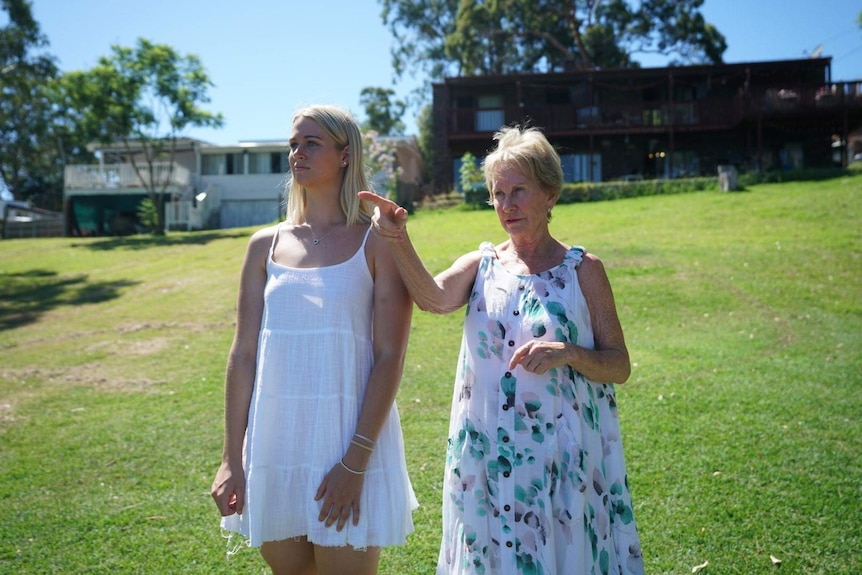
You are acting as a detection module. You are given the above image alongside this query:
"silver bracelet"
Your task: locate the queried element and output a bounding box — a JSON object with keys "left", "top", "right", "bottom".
{"left": 353, "top": 433, "right": 376, "bottom": 446}
{"left": 351, "top": 439, "right": 374, "bottom": 452}
{"left": 340, "top": 458, "right": 365, "bottom": 475}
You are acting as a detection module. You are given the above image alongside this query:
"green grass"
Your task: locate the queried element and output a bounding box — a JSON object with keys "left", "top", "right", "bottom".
{"left": 1, "top": 176, "right": 860, "bottom": 574}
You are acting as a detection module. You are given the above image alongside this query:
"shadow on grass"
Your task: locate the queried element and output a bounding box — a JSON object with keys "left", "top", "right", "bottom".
{"left": 0, "top": 269, "right": 138, "bottom": 331}
{"left": 71, "top": 231, "right": 251, "bottom": 251}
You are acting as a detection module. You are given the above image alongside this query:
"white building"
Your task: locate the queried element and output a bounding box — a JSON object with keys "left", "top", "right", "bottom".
{"left": 63, "top": 138, "right": 286, "bottom": 235}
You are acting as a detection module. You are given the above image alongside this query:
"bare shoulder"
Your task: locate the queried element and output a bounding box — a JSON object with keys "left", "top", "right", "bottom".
{"left": 250, "top": 223, "right": 279, "bottom": 244}
{"left": 576, "top": 251, "right": 614, "bottom": 294}
{"left": 365, "top": 224, "right": 394, "bottom": 259}
{"left": 453, "top": 249, "right": 484, "bottom": 269}
{"left": 578, "top": 251, "right": 606, "bottom": 274}
{"left": 243, "top": 224, "right": 279, "bottom": 263}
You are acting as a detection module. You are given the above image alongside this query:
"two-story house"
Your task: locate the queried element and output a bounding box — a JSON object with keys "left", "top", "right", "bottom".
{"left": 63, "top": 136, "right": 424, "bottom": 237}
{"left": 431, "top": 57, "right": 862, "bottom": 193}
{"left": 63, "top": 138, "right": 287, "bottom": 236}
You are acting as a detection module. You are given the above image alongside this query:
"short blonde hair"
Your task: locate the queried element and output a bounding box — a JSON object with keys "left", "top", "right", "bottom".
{"left": 483, "top": 125, "right": 563, "bottom": 205}
{"left": 284, "top": 105, "right": 373, "bottom": 225}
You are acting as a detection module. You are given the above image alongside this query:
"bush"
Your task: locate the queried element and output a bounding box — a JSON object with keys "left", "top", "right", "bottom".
{"left": 557, "top": 177, "right": 717, "bottom": 205}
{"left": 137, "top": 198, "right": 159, "bottom": 233}
{"left": 454, "top": 167, "right": 859, "bottom": 211}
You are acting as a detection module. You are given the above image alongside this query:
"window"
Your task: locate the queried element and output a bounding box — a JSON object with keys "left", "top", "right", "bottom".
{"left": 248, "top": 152, "right": 271, "bottom": 174}
{"left": 225, "top": 153, "right": 244, "bottom": 175}
{"left": 201, "top": 153, "right": 245, "bottom": 175}
{"left": 671, "top": 150, "right": 700, "bottom": 177}
{"left": 246, "top": 152, "right": 288, "bottom": 174}
{"left": 201, "top": 154, "right": 225, "bottom": 175}
{"left": 560, "top": 154, "right": 602, "bottom": 183}
{"left": 271, "top": 152, "right": 288, "bottom": 174}
{"left": 476, "top": 95, "right": 504, "bottom": 132}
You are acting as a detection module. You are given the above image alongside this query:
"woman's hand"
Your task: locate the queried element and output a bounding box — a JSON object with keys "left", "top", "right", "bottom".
{"left": 358, "top": 191, "right": 409, "bottom": 242}
{"left": 211, "top": 462, "right": 246, "bottom": 516}
{"left": 315, "top": 460, "right": 366, "bottom": 531}
{"left": 509, "top": 341, "right": 573, "bottom": 375}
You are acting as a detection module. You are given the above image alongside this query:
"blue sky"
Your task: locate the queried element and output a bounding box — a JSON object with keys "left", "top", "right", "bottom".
{"left": 21, "top": 0, "right": 862, "bottom": 145}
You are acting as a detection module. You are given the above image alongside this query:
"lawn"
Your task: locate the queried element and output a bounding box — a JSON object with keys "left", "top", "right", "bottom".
{"left": 0, "top": 176, "right": 860, "bottom": 574}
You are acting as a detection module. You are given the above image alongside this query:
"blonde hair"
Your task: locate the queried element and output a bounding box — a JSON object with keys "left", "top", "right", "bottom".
{"left": 483, "top": 125, "right": 563, "bottom": 206}
{"left": 284, "top": 105, "right": 373, "bottom": 225}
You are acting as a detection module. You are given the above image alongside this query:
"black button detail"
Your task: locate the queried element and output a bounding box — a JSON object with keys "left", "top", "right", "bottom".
{"left": 502, "top": 404, "right": 509, "bottom": 411}
{"left": 502, "top": 436, "right": 510, "bottom": 443}
{"left": 508, "top": 340, "right": 515, "bottom": 347}
{"left": 505, "top": 371, "right": 511, "bottom": 378}
{"left": 503, "top": 471, "right": 510, "bottom": 478}
{"left": 504, "top": 505, "right": 511, "bottom": 511}
{"left": 513, "top": 310, "right": 520, "bottom": 316}
{"left": 506, "top": 541, "right": 513, "bottom": 548}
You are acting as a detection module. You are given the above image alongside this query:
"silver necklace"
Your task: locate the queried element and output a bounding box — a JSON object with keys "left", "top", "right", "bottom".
{"left": 307, "top": 223, "right": 343, "bottom": 245}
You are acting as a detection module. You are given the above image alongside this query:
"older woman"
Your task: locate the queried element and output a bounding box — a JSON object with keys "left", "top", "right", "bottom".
{"left": 361, "top": 124, "right": 644, "bottom": 575}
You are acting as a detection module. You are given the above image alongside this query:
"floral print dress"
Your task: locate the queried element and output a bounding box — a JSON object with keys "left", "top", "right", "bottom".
{"left": 437, "top": 243, "right": 644, "bottom": 575}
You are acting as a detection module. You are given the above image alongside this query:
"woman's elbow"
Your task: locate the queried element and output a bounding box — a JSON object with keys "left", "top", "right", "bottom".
{"left": 614, "top": 353, "right": 632, "bottom": 384}
{"left": 414, "top": 300, "right": 459, "bottom": 315}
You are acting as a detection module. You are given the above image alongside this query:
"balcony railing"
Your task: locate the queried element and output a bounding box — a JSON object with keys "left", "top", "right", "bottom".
{"left": 447, "top": 98, "right": 739, "bottom": 135}
{"left": 64, "top": 162, "right": 191, "bottom": 190}
{"left": 445, "top": 80, "right": 862, "bottom": 136}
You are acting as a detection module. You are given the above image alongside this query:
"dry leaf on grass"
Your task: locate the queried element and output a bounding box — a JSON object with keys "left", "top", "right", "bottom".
{"left": 770, "top": 555, "right": 781, "bottom": 565}
{"left": 692, "top": 560, "right": 709, "bottom": 573}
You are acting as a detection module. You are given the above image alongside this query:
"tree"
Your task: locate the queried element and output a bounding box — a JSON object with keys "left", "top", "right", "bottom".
{"left": 380, "top": 0, "right": 727, "bottom": 80}
{"left": 57, "top": 38, "right": 223, "bottom": 234}
{"left": 360, "top": 86, "right": 406, "bottom": 136}
{"left": 0, "top": 0, "right": 64, "bottom": 207}
{"left": 363, "top": 129, "right": 402, "bottom": 200}
{"left": 415, "top": 103, "right": 435, "bottom": 184}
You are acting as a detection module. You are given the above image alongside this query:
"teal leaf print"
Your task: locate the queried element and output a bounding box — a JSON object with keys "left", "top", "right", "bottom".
{"left": 477, "top": 331, "right": 489, "bottom": 359}
{"left": 600, "top": 548, "right": 610, "bottom": 575}
{"left": 496, "top": 456, "right": 512, "bottom": 476}
{"left": 614, "top": 499, "right": 635, "bottom": 524}
{"left": 532, "top": 322, "right": 547, "bottom": 338}
{"left": 517, "top": 551, "right": 544, "bottom": 575}
{"left": 501, "top": 371, "right": 516, "bottom": 401}
{"left": 524, "top": 296, "right": 543, "bottom": 318}
{"left": 524, "top": 395, "right": 542, "bottom": 417}
{"left": 531, "top": 423, "right": 545, "bottom": 443}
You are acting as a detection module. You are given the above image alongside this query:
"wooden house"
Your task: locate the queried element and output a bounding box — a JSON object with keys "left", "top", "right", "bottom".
{"left": 431, "top": 57, "right": 862, "bottom": 192}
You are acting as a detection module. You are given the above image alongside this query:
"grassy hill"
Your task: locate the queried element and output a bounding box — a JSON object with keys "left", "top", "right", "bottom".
{"left": 1, "top": 176, "right": 859, "bottom": 574}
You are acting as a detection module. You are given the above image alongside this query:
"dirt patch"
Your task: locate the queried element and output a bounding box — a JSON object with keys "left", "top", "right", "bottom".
{"left": 0, "top": 364, "right": 160, "bottom": 427}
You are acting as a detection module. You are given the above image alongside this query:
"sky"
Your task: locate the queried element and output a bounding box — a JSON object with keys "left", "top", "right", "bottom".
{"left": 17, "top": 0, "right": 862, "bottom": 145}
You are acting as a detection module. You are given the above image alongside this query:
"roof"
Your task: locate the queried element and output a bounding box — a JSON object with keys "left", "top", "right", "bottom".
{"left": 435, "top": 57, "right": 836, "bottom": 86}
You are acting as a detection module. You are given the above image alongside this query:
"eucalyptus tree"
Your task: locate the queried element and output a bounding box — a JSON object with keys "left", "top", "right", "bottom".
{"left": 360, "top": 86, "right": 407, "bottom": 136}
{"left": 58, "top": 38, "right": 223, "bottom": 234}
{"left": 380, "top": 0, "right": 727, "bottom": 80}
{"left": 0, "top": 0, "right": 62, "bottom": 206}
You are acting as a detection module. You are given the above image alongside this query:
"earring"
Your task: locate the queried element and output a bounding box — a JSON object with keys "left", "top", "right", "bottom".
{"left": 341, "top": 162, "right": 347, "bottom": 167}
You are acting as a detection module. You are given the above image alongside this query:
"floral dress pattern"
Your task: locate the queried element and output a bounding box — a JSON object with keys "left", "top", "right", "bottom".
{"left": 436, "top": 243, "right": 644, "bottom": 575}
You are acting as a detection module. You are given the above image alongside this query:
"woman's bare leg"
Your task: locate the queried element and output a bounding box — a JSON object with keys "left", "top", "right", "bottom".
{"left": 260, "top": 537, "right": 316, "bottom": 575}
{"left": 315, "top": 544, "right": 380, "bottom": 575}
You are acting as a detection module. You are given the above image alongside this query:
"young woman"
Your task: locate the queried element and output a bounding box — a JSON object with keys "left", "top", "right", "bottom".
{"left": 211, "top": 105, "right": 417, "bottom": 575}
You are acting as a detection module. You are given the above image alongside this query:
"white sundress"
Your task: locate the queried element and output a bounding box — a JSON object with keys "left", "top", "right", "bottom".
{"left": 437, "top": 242, "right": 644, "bottom": 575}
{"left": 222, "top": 224, "right": 418, "bottom": 551}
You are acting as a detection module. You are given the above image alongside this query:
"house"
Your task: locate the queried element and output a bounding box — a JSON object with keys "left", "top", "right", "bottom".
{"left": 63, "top": 139, "right": 288, "bottom": 236}
{"left": 430, "top": 57, "right": 862, "bottom": 193}
{"left": 63, "top": 136, "right": 424, "bottom": 236}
